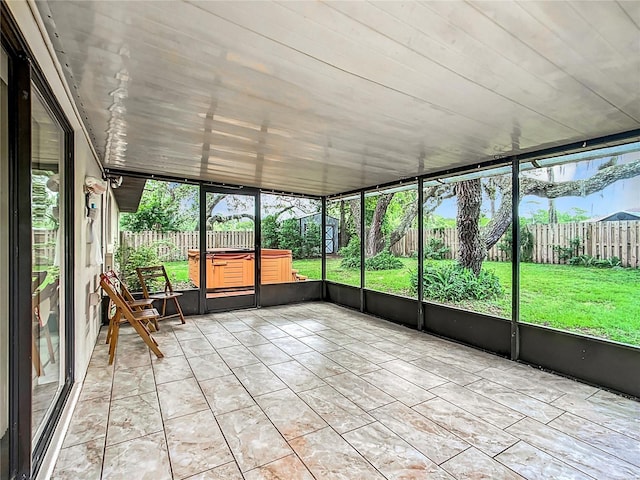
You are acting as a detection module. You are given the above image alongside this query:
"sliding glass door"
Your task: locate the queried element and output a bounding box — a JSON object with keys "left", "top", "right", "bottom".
{"left": 30, "top": 85, "right": 67, "bottom": 445}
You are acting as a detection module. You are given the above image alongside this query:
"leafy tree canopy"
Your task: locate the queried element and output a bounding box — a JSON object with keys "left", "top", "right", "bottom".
{"left": 120, "top": 181, "right": 198, "bottom": 232}
{"left": 522, "top": 207, "right": 589, "bottom": 225}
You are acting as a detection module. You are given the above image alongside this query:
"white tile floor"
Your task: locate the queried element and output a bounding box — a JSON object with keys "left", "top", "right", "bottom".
{"left": 52, "top": 302, "right": 640, "bottom": 479}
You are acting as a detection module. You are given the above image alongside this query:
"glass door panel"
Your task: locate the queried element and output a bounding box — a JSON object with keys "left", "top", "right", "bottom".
{"left": 203, "top": 190, "right": 257, "bottom": 311}
{"left": 31, "top": 86, "right": 65, "bottom": 444}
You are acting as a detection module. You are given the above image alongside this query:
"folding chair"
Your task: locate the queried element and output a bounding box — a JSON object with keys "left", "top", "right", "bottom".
{"left": 32, "top": 270, "right": 48, "bottom": 293}
{"left": 31, "top": 271, "right": 48, "bottom": 376}
{"left": 101, "top": 270, "right": 156, "bottom": 342}
{"left": 100, "top": 272, "right": 163, "bottom": 365}
{"left": 35, "top": 280, "right": 58, "bottom": 363}
{"left": 136, "top": 266, "right": 186, "bottom": 325}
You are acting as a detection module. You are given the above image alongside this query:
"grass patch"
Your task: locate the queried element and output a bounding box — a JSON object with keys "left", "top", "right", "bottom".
{"left": 163, "top": 261, "right": 194, "bottom": 289}
{"left": 298, "top": 257, "right": 417, "bottom": 295}
{"left": 162, "top": 257, "right": 640, "bottom": 346}
{"left": 516, "top": 263, "right": 640, "bottom": 345}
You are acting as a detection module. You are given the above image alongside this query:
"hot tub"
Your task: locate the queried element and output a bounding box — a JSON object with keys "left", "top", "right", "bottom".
{"left": 187, "top": 248, "right": 303, "bottom": 288}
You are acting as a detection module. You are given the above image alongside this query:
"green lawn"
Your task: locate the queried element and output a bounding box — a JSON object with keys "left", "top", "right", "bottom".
{"left": 164, "top": 258, "right": 640, "bottom": 346}
{"left": 164, "top": 261, "right": 192, "bottom": 288}
{"left": 299, "top": 258, "right": 640, "bottom": 346}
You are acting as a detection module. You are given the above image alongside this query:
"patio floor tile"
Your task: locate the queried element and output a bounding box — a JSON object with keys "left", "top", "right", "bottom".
{"left": 52, "top": 302, "right": 639, "bottom": 480}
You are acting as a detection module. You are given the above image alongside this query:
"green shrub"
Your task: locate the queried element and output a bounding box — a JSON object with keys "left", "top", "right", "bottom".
{"left": 568, "top": 254, "right": 593, "bottom": 267}
{"left": 261, "top": 215, "right": 280, "bottom": 249}
{"left": 498, "top": 224, "right": 534, "bottom": 262}
{"left": 596, "top": 256, "right": 622, "bottom": 268}
{"left": 302, "top": 221, "right": 322, "bottom": 258}
{"left": 114, "top": 244, "right": 160, "bottom": 291}
{"left": 424, "top": 237, "right": 451, "bottom": 260}
{"left": 553, "top": 237, "right": 581, "bottom": 262}
{"left": 365, "top": 250, "right": 403, "bottom": 270}
{"left": 278, "top": 218, "right": 303, "bottom": 258}
{"left": 568, "top": 255, "right": 622, "bottom": 268}
{"left": 411, "top": 262, "right": 503, "bottom": 303}
{"left": 339, "top": 238, "right": 403, "bottom": 271}
{"left": 341, "top": 255, "right": 360, "bottom": 269}
{"left": 339, "top": 237, "right": 361, "bottom": 269}
{"left": 154, "top": 239, "right": 183, "bottom": 262}
{"left": 261, "top": 216, "right": 322, "bottom": 259}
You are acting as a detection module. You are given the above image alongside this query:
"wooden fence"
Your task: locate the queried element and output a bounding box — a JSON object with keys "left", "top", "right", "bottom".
{"left": 120, "top": 221, "right": 640, "bottom": 268}
{"left": 120, "top": 230, "right": 254, "bottom": 261}
{"left": 390, "top": 228, "right": 510, "bottom": 262}
{"left": 390, "top": 221, "right": 640, "bottom": 268}
{"left": 33, "top": 229, "right": 57, "bottom": 264}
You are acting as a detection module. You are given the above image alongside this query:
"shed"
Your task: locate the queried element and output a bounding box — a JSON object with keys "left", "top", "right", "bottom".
{"left": 593, "top": 210, "right": 640, "bottom": 222}
{"left": 299, "top": 213, "right": 339, "bottom": 254}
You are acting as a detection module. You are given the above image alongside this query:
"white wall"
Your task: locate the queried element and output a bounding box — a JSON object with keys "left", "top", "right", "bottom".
{"left": 6, "top": 1, "right": 107, "bottom": 477}
{"left": 73, "top": 140, "right": 104, "bottom": 375}
{"left": 104, "top": 188, "right": 121, "bottom": 271}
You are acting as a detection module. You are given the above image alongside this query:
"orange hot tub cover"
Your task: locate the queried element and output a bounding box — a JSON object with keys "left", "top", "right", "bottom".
{"left": 187, "top": 248, "right": 302, "bottom": 289}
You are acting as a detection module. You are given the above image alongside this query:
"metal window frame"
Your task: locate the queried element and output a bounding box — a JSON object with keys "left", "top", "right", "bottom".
{"left": 3, "top": 14, "right": 32, "bottom": 478}
{"left": 200, "top": 185, "right": 261, "bottom": 313}
{"left": 323, "top": 130, "right": 640, "bottom": 398}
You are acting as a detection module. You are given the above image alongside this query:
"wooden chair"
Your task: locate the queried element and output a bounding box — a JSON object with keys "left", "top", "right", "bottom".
{"left": 100, "top": 272, "right": 163, "bottom": 365}
{"left": 31, "top": 271, "right": 48, "bottom": 376}
{"left": 136, "top": 266, "right": 186, "bottom": 325}
{"left": 35, "top": 280, "right": 58, "bottom": 363}
{"left": 32, "top": 270, "right": 48, "bottom": 293}
{"left": 101, "top": 270, "right": 156, "bottom": 342}
{"left": 31, "top": 276, "right": 59, "bottom": 376}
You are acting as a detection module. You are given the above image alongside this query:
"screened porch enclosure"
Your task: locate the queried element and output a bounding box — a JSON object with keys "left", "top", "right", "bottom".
{"left": 4, "top": 1, "right": 640, "bottom": 479}
{"left": 39, "top": 0, "right": 639, "bottom": 423}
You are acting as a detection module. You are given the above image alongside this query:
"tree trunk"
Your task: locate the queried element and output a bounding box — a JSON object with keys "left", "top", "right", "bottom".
{"left": 521, "top": 159, "right": 640, "bottom": 198}
{"left": 348, "top": 186, "right": 454, "bottom": 256}
{"left": 547, "top": 168, "right": 557, "bottom": 223}
{"left": 388, "top": 201, "right": 418, "bottom": 249}
{"left": 339, "top": 200, "right": 349, "bottom": 249}
{"left": 366, "top": 194, "right": 393, "bottom": 256}
{"left": 349, "top": 199, "right": 361, "bottom": 244}
{"left": 457, "top": 179, "right": 484, "bottom": 275}
{"left": 386, "top": 185, "right": 455, "bottom": 250}
{"left": 483, "top": 190, "right": 512, "bottom": 251}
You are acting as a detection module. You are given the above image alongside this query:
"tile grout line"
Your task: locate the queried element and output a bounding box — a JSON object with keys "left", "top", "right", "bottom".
{"left": 554, "top": 407, "right": 640, "bottom": 444}
{"left": 494, "top": 439, "right": 601, "bottom": 480}
{"left": 216, "top": 308, "right": 375, "bottom": 478}
{"left": 99, "top": 335, "right": 130, "bottom": 480}
{"left": 407, "top": 396, "right": 519, "bottom": 456}
{"left": 149, "top": 325, "right": 178, "bottom": 480}
{"left": 173, "top": 316, "right": 243, "bottom": 475}
{"left": 187, "top": 315, "right": 248, "bottom": 477}
{"left": 507, "top": 414, "right": 640, "bottom": 474}
{"left": 423, "top": 382, "right": 526, "bottom": 430}
{"left": 100, "top": 333, "right": 119, "bottom": 478}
